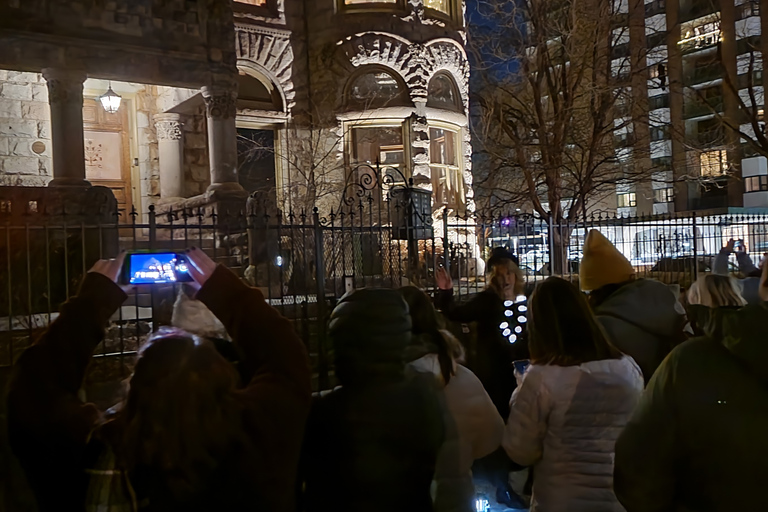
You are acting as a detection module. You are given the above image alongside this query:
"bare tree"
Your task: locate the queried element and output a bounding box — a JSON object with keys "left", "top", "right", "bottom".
{"left": 469, "top": 0, "right": 665, "bottom": 270}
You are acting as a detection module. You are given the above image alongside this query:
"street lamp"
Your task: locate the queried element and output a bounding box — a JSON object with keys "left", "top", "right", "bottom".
{"left": 99, "top": 82, "right": 122, "bottom": 114}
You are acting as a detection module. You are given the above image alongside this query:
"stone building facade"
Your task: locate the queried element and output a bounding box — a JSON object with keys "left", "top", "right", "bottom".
{"left": 0, "top": 0, "right": 473, "bottom": 222}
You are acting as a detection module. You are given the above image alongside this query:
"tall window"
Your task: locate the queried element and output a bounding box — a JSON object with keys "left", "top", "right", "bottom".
{"left": 700, "top": 149, "right": 727, "bottom": 177}
{"left": 430, "top": 127, "right": 465, "bottom": 210}
{"left": 351, "top": 125, "right": 405, "bottom": 170}
{"left": 346, "top": 68, "right": 410, "bottom": 110}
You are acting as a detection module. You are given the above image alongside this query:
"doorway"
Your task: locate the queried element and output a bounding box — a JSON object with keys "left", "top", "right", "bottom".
{"left": 83, "top": 99, "right": 133, "bottom": 222}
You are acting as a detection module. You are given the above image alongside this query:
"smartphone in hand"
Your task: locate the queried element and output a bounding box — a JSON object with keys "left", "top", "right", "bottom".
{"left": 121, "top": 252, "right": 194, "bottom": 285}
{"left": 513, "top": 359, "right": 531, "bottom": 375}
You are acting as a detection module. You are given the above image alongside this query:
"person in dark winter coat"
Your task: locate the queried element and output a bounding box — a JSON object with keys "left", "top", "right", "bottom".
{"left": 300, "top": 288, "right": 445, "bottom": 512}
{"left": 581, "top": 230, "right": 687, "bottom": 383}
{"left": 614, "top": 260, "right": 768, "bottom": 511}
{"left": 434, "top": 247, "right": 529, "bottom": 509}
{"left": 7, "top": 249, "right": 312, "bottom": 512}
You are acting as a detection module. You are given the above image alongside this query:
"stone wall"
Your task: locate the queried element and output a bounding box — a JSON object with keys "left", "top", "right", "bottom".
{"left": 0, "top": 0, "right": 237, "bottom": 89}
{"left": 0, "top": 71, "right": 52, "bottom": 187}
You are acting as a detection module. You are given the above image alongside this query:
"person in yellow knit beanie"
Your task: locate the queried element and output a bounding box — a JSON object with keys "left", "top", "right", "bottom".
{"left": 580, "top": 230, "right": 686, "bottom": 384}
{"left": 580, "top": 230, "right": 636, "bottom": 292}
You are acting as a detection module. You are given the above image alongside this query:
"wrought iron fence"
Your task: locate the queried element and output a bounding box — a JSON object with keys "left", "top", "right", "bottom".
{"left": 2, "top": 194, "right": 767, "bottom": 391}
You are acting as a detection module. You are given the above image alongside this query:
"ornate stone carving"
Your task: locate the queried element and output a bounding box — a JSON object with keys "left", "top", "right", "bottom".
{"left": 202, "top": 87, "right": 238, "bottom": 119}
{"left": 155, "top": 120, "right": 184, "bottom": 140}
{"left": 235, "top": 24, "right": 295, "bottom": 110}
{"left": 335, "top": 33, "right": 470, "bottom": 112}
{"left": 42, "top": 69, "right": 87, "bottom": 105}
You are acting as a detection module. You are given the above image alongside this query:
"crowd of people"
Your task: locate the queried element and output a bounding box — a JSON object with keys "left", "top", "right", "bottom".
{"left": 5, "top": 233, "right": 768, "bottom": 512}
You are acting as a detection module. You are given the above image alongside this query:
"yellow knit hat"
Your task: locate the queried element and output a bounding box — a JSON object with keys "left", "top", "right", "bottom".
{"left": 580, "top": 229, "right": 636, "bottom": 292}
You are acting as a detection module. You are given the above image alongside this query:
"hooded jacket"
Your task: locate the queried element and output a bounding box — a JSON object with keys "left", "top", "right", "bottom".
{"left": 409, "top": 350, "right": 504, "bottom": 512}
{"left": 614, "top": 303, "right": 768, "bottom": 512}
{"left": 592, "top": 279, "right": 686, "bottom": 383}
{"left": 503, "top": 356, "right": 643, "bottom": 512}
{"left": 301, "top": 289, "right": 445, "bottom": 512}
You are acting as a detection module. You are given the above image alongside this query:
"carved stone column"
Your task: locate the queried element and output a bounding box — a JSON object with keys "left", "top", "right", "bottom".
{"left": 155, "top": 113, "right": 185, "bottom": 200}
{"left": 201, "top": 85, "right": 245, "bottom": 194}
{"left": 43, "top": 68, "right": 90, "bottom": 187}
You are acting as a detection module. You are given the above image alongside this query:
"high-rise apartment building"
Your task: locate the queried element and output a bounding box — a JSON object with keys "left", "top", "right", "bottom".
{"left": 616, "top": 0, "right": 766, "bottom": 216}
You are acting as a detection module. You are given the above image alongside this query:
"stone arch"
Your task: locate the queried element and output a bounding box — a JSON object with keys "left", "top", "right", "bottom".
{"left": 235, "top": 27, "right": 295, "bottom": 111}
{"left": 334, "top": 32, "right": 470, "bottom": 110}
{"left": 424, "top": 39, "right": 470, "bottom": 113}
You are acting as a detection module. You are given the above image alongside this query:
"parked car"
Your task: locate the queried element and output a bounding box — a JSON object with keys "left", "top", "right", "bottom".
{"left": 650, "top": 256, "right": 738, "bottom": 274}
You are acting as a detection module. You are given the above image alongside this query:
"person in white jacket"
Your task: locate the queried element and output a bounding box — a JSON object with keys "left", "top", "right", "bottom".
{"left": 401, "top": 286, "right": 505, "bottom": 512}
{"left": 502, "top": 277, "right": 643, "bottom": 512}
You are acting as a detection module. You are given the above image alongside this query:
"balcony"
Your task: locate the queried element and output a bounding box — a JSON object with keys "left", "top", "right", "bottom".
{"left": 689, "top": 181, "right": 729, "bottom": 211}
{"left": 684, "top": 97, "right": 723, "bottom": 118}
{"left": 686, "top": 65, "right": 722, "bottom": 86}
{"left": 697, "top": 128, "right": 724, "bottom": 146}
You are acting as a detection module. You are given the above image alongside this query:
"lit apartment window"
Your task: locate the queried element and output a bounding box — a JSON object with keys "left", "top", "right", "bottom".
{"left": 679, "top": 21, "right": 721, "bottom": 50}
{"left": 745, "top": 176, "right": 768, "bottom": 192}
{"left": 617, "top": 192, "right": 637, "bottom": 208}
{"left": 425, "top": 0, "right": 450, "bottom": 14}
{"left": 700, "top": 149, "right": 728, "bottom": 177}
{"left": 429, "top": 127, "right": 465, "bottom": 210}
{"left": 342, "top": 0, "right": 399, "bottom": 8}
{"left": 654, "top": 188, "right": 674, "bottom": 203}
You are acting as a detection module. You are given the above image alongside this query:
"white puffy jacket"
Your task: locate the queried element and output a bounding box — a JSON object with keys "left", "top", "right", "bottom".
{"left": 502, "top": 356, "right": 643, "bottom": 512}
{"left": 410, "top": 351, "right": 504, "bottom": 512}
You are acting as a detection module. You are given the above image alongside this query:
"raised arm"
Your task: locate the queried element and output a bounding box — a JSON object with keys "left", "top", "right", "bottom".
{"left": 713, "top": 239, "right": 735, "bottom": 276}
{"left": 8, "top": 256, "right": 128, "bottom": 455}
{"left": 434, "top": 268, "right": 491, "bottom": 323}
{"left": 188, "top": 248, "right": 311, "bottom": 404}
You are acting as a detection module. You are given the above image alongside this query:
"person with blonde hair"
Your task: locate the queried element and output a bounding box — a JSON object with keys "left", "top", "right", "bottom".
{"left": 435, "top": 247, "right": 529, "bottom": 509}
{"left": 686, "top": 274, "right": 747, "bottom": 338}
{"left": 687, "top": 274, "right": 747, "bottom": 308}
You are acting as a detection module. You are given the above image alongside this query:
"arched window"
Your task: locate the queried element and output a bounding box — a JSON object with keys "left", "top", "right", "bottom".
{"left": 345, "top": 67, "right": 411, "bottom": 110}
{"left": 427, "top": 73, "right": 462, "bottom": 112}
{"left": 237, "top": 70, "right": 283, "bottom": 111}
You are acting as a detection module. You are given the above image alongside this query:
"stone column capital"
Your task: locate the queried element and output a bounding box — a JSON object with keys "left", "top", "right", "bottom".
{"left": 201, "top": 85, "right": 238, "bottom": 120}
{"left": 154, "top": 113, "right": 185, "bottom": 141}
{"left": 42, "top": 68, "right": 88, "bottom": 104}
